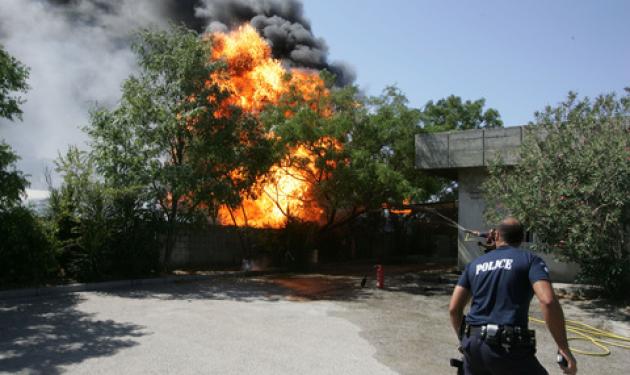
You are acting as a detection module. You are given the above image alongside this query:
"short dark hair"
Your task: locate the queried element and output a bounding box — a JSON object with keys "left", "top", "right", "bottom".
{"left": 498, "top": 219, "right": 524, "bottom": 246}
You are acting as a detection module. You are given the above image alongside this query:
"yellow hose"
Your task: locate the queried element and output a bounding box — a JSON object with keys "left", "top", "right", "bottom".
{"left": 529, "top": 316, "right": 630, "bottom": 356}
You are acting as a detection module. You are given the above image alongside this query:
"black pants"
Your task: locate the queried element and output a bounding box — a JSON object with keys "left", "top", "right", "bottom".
{"left": 460, "top": 334, "right": 548, "bottom": 375}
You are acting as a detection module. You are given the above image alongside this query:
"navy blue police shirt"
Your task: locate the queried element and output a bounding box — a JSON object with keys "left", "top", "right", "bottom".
{"left": 457, "top": 245, "right": 550, "bottom": 327}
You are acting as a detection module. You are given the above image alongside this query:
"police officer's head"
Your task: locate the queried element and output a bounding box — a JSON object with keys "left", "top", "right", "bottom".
{"left": 497, "top": 217, "right": 524, "bottom": 247}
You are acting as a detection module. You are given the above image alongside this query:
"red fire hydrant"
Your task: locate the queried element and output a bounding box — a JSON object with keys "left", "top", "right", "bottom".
{"left": 375, "top": 264, "right": 384, "bottom": 289}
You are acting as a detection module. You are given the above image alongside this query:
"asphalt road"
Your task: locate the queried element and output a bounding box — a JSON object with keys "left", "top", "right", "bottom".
{"left": 1, "top": 270, "right": 629, "bottom": 374}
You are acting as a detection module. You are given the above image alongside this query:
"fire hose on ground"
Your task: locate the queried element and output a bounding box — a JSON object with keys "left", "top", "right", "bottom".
{"left": 528, "top": 316, "right": 630, "bottom": 357}
{"left": 450, "top": 317, "right": 630, "bottom": 373}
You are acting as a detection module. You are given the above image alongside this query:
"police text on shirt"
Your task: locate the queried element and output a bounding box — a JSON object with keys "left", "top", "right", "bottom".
{"left": 475, "top": 259, "right": 514, "bottom": 275}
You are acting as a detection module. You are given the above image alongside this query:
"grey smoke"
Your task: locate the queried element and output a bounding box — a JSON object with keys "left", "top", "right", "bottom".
{"left": 0, "top": 0, "right": 173, "bottom": 189}
{"left": 0, "top": 0, "right": 355, "bottom": 190}
{"left": 47, "top": 0, "right": 208, "bottom": 33}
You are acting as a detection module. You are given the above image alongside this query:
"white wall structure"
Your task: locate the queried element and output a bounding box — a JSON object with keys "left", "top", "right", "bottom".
{"left": 416, "top": 126, "right": 579, "bottom": 282}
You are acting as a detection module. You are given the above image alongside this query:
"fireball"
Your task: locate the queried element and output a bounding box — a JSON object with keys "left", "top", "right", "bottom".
{"left": 210, "top": 24, "right": 330, "bottom": 228}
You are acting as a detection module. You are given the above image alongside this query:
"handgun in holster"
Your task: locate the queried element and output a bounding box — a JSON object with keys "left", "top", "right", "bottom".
{"left": 481, "top": 324, "right": 501, "bottom": 346}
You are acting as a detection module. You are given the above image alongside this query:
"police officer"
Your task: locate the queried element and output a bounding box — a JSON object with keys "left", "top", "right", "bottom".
{"left": 465, "top": 228, "right": 497, "bottom": 253}
{"left": 449, "top": 217, "right": 577, "bottom": 375}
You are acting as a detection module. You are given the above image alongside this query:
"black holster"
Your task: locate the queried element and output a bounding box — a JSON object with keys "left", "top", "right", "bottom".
{"left": 458, "top": 316, "right": 466, "bottom": 341}
{"left": 450, "top": 358, "right": 464, "bottom": 375}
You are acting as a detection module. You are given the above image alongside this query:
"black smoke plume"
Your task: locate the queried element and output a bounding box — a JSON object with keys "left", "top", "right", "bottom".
{"left": 45, "top": 0, "right": 355, "bottom": 85}
{"left": 196, "top": 0, "right": 356, "bottom": 86}
{"left": 45, "top": 0, "right": 206, "bottom": 33}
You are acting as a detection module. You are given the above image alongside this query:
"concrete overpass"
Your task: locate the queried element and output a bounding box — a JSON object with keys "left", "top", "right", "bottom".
{"left": 415, "top": 126, "right": 578, "bottom": 282}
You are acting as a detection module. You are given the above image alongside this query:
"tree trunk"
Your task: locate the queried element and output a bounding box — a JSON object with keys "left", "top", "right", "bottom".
{"left": 163, "top": 199, "right": 179, "bottom": 272}
{"left": 226, "top": 206, "right": 251, "bottom": 261}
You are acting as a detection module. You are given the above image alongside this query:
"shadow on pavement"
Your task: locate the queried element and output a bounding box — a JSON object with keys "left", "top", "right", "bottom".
{"left": 97, "top": 267, "right": 458, "bottom": 303}
{"left": 570, "top": 298, "right": 630, "bottom": 323}
{"left": 98, "top": 277, "right": 290, "bottom": 302}
{"left": 98, "top": 275, "right": 375, "bottom": 303}
{"left": 0, "top": 294, "right": 146, "bottom": 375}
{"left": 385, "top": 282, "right": 454, "bottom": 297}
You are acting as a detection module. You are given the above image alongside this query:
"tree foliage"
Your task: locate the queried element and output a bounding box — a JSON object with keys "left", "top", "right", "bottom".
{"left": 0, "top": 142, "right": 29, "bottom": 211}
{"left": 360, "top": 87, "right": 445, "bottom": 204}
{"left": 263, "top": 78, "right": 446, "bottom": 229}
{"left": 0, "top": 47, "right": 55, "bottom": 287}
{"left": 83, "top": 25, "right": 275, "bottom": 268}
{"left": 420, "top": 95, "right": 503, "bottom": 132}
{"left": 260, "top": 73, "right": 362, "bottom": 227}
{"left": 48, "top": 146, "right": 160, "bottom": 281}
{"left": 0, "top": 47, "right": 30, "bottom": 211}
{"left": 0, "top": 45, "right": 29, "bottom": 121}
{"left": 0, "top": 206, "right": 56, "bottom": 286}
{"left": 483, "top": 90, "right": 630, "bottom": 294}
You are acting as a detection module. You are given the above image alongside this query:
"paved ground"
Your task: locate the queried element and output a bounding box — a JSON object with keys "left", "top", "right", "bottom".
{"left": 1, "top": 266, "right": 629, "bottom": 374}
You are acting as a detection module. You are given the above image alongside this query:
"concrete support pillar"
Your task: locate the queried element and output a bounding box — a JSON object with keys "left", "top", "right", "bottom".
{"left": 457, "top": 168, "right": 490, "bottom": 268}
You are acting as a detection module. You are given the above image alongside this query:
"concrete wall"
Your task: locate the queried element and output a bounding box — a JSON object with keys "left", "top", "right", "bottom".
{"left": 168, "top": 227, "right": 245, "bottom": 269}
{"left": 457, "top": 168, "right": 490, "bottom": 267}
{"left": 483, "top": 127, "right": 522, "bottom": 165}
{"left": 415, "top": 127, "right": 524, "bottom": 170}
{"left": 416, "top": 132, "right": 449, "bottom": 169}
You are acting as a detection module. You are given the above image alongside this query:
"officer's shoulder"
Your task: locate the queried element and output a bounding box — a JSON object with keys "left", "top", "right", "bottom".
{"left": 513, "top": 246, "right": 538, "bottom": 256}
{"left": 510, "top": 247, "right": 543, "bottom": 262}
{"left": 473, "top": 251, "right": 496, "bottom": 261}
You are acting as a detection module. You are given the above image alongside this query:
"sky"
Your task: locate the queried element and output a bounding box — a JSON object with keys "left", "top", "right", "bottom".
{"left": 0, "top": 0, "right": 629, "bottom": 192}
{"left": 302, "top": 0, "right": 630, "bottom": 125}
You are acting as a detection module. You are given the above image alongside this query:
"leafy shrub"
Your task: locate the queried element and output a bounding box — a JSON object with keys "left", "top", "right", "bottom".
{"left": 0, "top": 207, "right": 57, "bottom": 287}
{"left": 49, "top": 147, "right": 160, "bottom": 282}
{"left": 483, "top": 90, "right": 630, "bottom": 295}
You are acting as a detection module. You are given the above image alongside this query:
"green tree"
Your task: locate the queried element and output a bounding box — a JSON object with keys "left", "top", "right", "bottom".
{"left": 85, "top": 25, "right": 275, "bottom": 269}
{"left": 483, "top": 90, "right": 630, "bottom": 295}
{"left": 264, "top": 78, "right": 444, "bottom": 229}
{"left": 0, "top": 46, "right": 56, "bottom": 287}
{"left": 0, "top": 142, "right": 29, "bottom": 211}
{"left": 358, "top": 87, "right": 445, "bottom": 206}
{"left": 420, "top": 95, "right": 502, "bottom": 132}
{"left": 260, "top": 73, "right": 360, "bottom": 227}
{"left": 0, "top": 45, "right": 29, "bottom": 121}
{"left": 1, "top": 46, "right": 30, "bottom": 210}
{"left": 48, "top": 147, "right": 103, "bottom": 280}
{"left": 49, "top": 146, "right": 160, "bottom": 281}
{"left": 0, "top": 206, "right": 56, "bottom": 286}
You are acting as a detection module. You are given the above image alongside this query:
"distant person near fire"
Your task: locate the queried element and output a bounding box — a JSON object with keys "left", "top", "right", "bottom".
{"left": 449, "top": 217, "right": 577, "bottom": 375}
{"left": 465, "top": 228, "right": 497, "bottom": 253}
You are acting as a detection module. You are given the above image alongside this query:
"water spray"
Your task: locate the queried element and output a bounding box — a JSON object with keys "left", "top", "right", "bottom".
{"left": 417, "top": 207, "right": 470, "bottom": 232}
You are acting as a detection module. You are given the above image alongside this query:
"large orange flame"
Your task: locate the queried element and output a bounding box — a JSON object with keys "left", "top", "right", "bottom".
{"left": 210, "top": 24, "right": 329, "bottom": 228}
{"left": 210, "top": 24, "right": 324, "bottom": 113}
